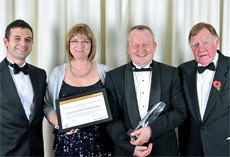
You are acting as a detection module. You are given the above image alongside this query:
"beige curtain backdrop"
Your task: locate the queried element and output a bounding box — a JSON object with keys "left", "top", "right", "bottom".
{"left": 0, "top": 0, "right": 229, "bottom": 156}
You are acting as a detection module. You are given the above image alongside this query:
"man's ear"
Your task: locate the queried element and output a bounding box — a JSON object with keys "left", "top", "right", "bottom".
{"left": 3, "top": 37, "right": 9, "bottom": 48}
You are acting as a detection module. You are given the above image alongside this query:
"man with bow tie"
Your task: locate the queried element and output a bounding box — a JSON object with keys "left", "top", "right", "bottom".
{"left": 178, "top": 22, "right": 230, "bottom": 156}
{"left": 105, "top": 25, "right": 186, "bottom": 156}
{"left": 0, "top": 19, "right": 55, "bottom": 156}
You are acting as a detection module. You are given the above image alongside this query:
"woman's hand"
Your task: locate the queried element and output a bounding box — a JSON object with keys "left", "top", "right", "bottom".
{"left": 66, "top": 129, "right": 79, "bottom": 135}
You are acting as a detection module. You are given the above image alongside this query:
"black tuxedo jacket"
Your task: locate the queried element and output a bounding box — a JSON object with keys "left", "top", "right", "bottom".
{"left": 178, "top": 51, "right": 230, "bottom": 156}
{"left": 0, "top": 58, "right": 47, "bottom": 156}
{"left": 105, "top": 60, "right": 186, "bottom": 156}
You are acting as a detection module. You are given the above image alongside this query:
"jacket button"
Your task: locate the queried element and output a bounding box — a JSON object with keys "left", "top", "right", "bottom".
{"left": 201, "top": 127, "right": 206, "bottom": 130}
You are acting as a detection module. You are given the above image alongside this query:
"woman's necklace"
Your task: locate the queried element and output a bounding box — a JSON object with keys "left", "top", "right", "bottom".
{"left": 70, "top": 61, "right": 93, "bottom": 78}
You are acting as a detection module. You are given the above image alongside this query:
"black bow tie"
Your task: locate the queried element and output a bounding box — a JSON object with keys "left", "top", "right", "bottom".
{"left": 6, "top": 60, "right": 29, "bottom": 75}
{"left": 132, "top": 62, "right": 152, "bottom": 72}
{"left": 133, "top": 67, "right": 152, "bottom": 72}
{"left": 197, "top": 62, "right": 215, "bottom": 74}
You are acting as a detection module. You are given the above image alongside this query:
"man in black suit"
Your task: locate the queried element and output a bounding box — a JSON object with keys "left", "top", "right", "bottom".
{"left": 178, "top": 22, "right": 230, "bottom": 156}
{"left": 0, "top": 19, "right": 55, "bottom": 156}
{"left": 105, "top": 25, "right": 186, "bottom": 156}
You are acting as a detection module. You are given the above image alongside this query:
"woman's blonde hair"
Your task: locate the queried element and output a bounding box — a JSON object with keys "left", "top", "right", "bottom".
{"left": 65, "top": 23, "right": 97, "bottom": 61}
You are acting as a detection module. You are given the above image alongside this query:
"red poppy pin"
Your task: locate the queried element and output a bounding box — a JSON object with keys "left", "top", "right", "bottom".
{"left": 213, "top": 80, "right": 221, "bottom": 91}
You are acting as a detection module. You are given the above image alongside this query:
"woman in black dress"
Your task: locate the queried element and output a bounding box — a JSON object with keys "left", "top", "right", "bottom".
{"left": 45, "top": 23, "right": 114, "bottom": 156}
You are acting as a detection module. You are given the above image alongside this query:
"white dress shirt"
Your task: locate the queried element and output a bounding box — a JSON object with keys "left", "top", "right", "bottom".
{"left": 196, "top": 53, "right": 218, "bottom": 120}
{"left": 7, "top": 59, "right": 34, "bottom": 120}
{"left": 133, "top": 62, "right": 152, "bottom": 119}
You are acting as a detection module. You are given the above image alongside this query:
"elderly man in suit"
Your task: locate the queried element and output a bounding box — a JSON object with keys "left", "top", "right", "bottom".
{"left": 178, "top": 22, "right": 230, "bottom": 156}
{"left": 105, "top": 25, "right": 186, "bottom": 156}
{"left": 0, "top": 19, "right": 55, "bottom": 156}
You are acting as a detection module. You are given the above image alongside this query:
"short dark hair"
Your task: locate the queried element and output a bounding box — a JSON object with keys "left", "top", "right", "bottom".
{"left": 5, "top": 19, "right": 33, "bottom": 40}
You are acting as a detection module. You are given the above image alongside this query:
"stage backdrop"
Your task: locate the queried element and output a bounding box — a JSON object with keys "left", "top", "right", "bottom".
{"left": 0, "top": 0, "right": 229, "bottom": 156}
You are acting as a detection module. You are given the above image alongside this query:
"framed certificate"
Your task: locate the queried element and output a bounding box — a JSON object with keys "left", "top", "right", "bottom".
{"left": 55, "top": 88, "right": 112, "bottom": 133}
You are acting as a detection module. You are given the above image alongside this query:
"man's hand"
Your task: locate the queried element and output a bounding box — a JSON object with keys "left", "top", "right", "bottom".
{"left": 133, "top": 143, "right": 153, "bottom": 157}
{"left": 130, "top": 126, "right": 152, "bottom": 146}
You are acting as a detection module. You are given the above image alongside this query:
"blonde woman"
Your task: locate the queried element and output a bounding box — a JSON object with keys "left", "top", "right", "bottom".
{"left": 45, "top": 23, "right": 114, "bottom": 156}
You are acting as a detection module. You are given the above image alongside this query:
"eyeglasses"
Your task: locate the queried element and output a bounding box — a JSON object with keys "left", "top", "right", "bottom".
{"left": 70, "top": 40, "right": 91, "bottom": 46}
{"left": 189, "top": 36, "right": 215, "bottom": 49}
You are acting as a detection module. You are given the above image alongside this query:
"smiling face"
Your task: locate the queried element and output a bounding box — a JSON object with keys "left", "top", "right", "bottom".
{"left": 4, "top": 28, "right": 33, "bottom": 65}
{"left": 69, "top": 33, "right": 92, "bottom": 61}
{"left": 189, "top": 28, "right": 219, "bottom": 66}
{"left": 127, "top": 29, "right": 157, "bottom": 67}
{"left": 65, "top": 23, "right": 96, "bottom": 62}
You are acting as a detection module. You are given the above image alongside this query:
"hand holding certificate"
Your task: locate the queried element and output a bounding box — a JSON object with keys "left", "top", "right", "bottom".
{"left": 55, "top": 88, "right": 112, "bottom": 133}
{"left": 127, "top": 101, "right": 166, "bottom": 140}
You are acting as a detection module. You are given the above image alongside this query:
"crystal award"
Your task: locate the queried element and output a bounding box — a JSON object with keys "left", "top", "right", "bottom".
{"left": 127, "top": 101, "right": 166, "bottom": 140}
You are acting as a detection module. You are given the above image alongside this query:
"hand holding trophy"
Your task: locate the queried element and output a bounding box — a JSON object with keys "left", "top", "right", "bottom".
{"left": 127, "top": 101, "right": 166, "bottom": 140}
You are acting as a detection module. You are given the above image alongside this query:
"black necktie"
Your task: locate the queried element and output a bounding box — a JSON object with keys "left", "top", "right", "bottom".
{"left": 197, "top": 62, "right": 215, "bottom": 74}
{"left": 6, "top": 60, "right": 29, "bottom": 75}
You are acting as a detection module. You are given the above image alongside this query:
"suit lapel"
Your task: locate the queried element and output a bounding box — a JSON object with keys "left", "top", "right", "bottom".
{"left": 125, "top": 62, "right": 141, "bottom": 128}
{"left": 27, "top": 65, "right": 38, "bottom": 123}
{"left": 148, "top": 61, "right": 161, "bottom": 108}
{"left": 203, "top": 53, "right": 229, "bottom": 122}
{"left": 184, "top": 62, "right": 202, "bottom": 123}
{"left": 0, "top": 58, "right": 28, "bottom": 120}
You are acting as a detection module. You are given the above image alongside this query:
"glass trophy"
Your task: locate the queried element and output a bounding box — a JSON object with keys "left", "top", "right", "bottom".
{"left": 127, "top": 101, "right": 166, "bottom": 140}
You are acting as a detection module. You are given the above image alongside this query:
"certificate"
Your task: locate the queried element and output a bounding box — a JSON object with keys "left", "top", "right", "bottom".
{"left": 55, "top": 88, "right": 112, "bottom": 133}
